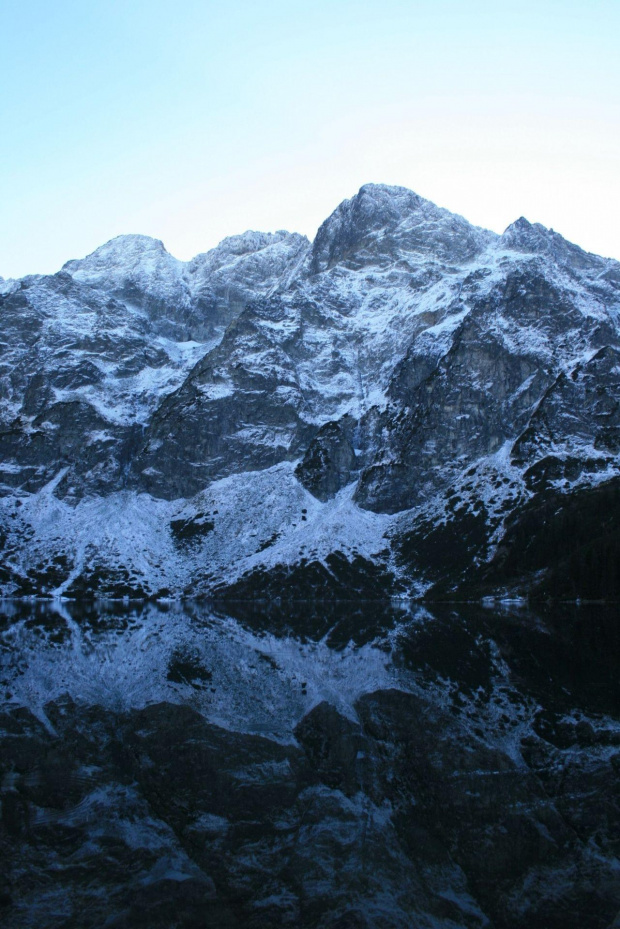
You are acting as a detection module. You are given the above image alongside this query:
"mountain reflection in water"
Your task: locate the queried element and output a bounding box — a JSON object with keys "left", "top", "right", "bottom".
{"left": 1, "top": 600, "right": 619, "bottom": 929}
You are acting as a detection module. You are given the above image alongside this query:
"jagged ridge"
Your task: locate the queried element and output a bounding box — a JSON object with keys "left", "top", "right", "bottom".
{"left": 1, "top": 183, "right": 620, "bottom": 599}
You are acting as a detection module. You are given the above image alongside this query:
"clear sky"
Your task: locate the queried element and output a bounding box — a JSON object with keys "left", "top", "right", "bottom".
{"left": 1, "top": 0, "right": 619, "bottom": 278}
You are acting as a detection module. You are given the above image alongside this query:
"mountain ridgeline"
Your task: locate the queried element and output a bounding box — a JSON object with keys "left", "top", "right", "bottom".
{"left": 1, "top": 184, "right": 620, "bottom": 600}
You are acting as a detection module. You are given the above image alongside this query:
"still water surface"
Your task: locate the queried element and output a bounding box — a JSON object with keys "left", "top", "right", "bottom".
{"left": 1, "top": 600, "right": 619, "bottom": 928}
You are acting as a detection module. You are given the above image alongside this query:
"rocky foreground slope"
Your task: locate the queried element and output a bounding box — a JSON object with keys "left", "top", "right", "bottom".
{"left": 1, "top": 185, "right": 620, "bottom": 600}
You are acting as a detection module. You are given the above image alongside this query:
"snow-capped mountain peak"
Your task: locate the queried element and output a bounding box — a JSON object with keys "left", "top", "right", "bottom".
{"left": 63, "top": 233, "right": 179, "bottom": 283}
{"left": 2, "top": 183, "right": 620, "bottom": 602}
{"left": 499, "top": 215, "right": 618, "bottom": 278}
{"left": 308, "top": 183, "right": 496, "bottom": 275}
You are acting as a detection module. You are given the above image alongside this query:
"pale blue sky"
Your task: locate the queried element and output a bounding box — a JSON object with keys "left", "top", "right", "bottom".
{"left": 1, "top": 0, "right": 618, "bottom": 277}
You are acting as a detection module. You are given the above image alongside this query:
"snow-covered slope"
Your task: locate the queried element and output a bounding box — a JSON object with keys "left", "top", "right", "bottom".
{"left": 63, "top": 229, "right": 309, "bottom": 341}
{"left": 0, "top": 230, "right": 308, "bottom": 500}
{"left": 2, "top": 184, "right": 620, "bottom": 599}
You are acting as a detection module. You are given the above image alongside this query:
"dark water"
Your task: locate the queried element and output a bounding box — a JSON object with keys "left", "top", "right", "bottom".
{"left": 1, "top": 600, "right": 619, "bottom": 928}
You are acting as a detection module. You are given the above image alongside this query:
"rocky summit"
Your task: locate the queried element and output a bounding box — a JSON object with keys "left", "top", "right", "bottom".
{"left": 2, "top": 183, "right": 620, "bottom": 601}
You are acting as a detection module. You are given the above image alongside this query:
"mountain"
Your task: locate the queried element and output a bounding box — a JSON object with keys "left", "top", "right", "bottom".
{"left": 1, "top": 183, "right": 620, "bottom": 600}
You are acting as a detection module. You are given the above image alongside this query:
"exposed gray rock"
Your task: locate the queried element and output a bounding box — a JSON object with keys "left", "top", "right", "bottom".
{"left": 63, "top": 229, "right": 309, "bottom": 341}
{"left": 308, "top": 183, "right": 495, "bottom": 274}
{"left": 295, "top": 417, "right": 358, "bottom": 501}
{"left": 2, "top": 182, "right": 620, "bottom": 597}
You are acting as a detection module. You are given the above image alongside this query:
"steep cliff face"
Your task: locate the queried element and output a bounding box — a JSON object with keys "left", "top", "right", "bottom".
{"left": 1, "top": 184, "right": 619, "bottom": 598}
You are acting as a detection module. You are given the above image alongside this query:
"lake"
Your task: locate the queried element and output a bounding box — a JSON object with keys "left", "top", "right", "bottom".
{"left": 1, "top": 600, "right": 619, "bottom": 928}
